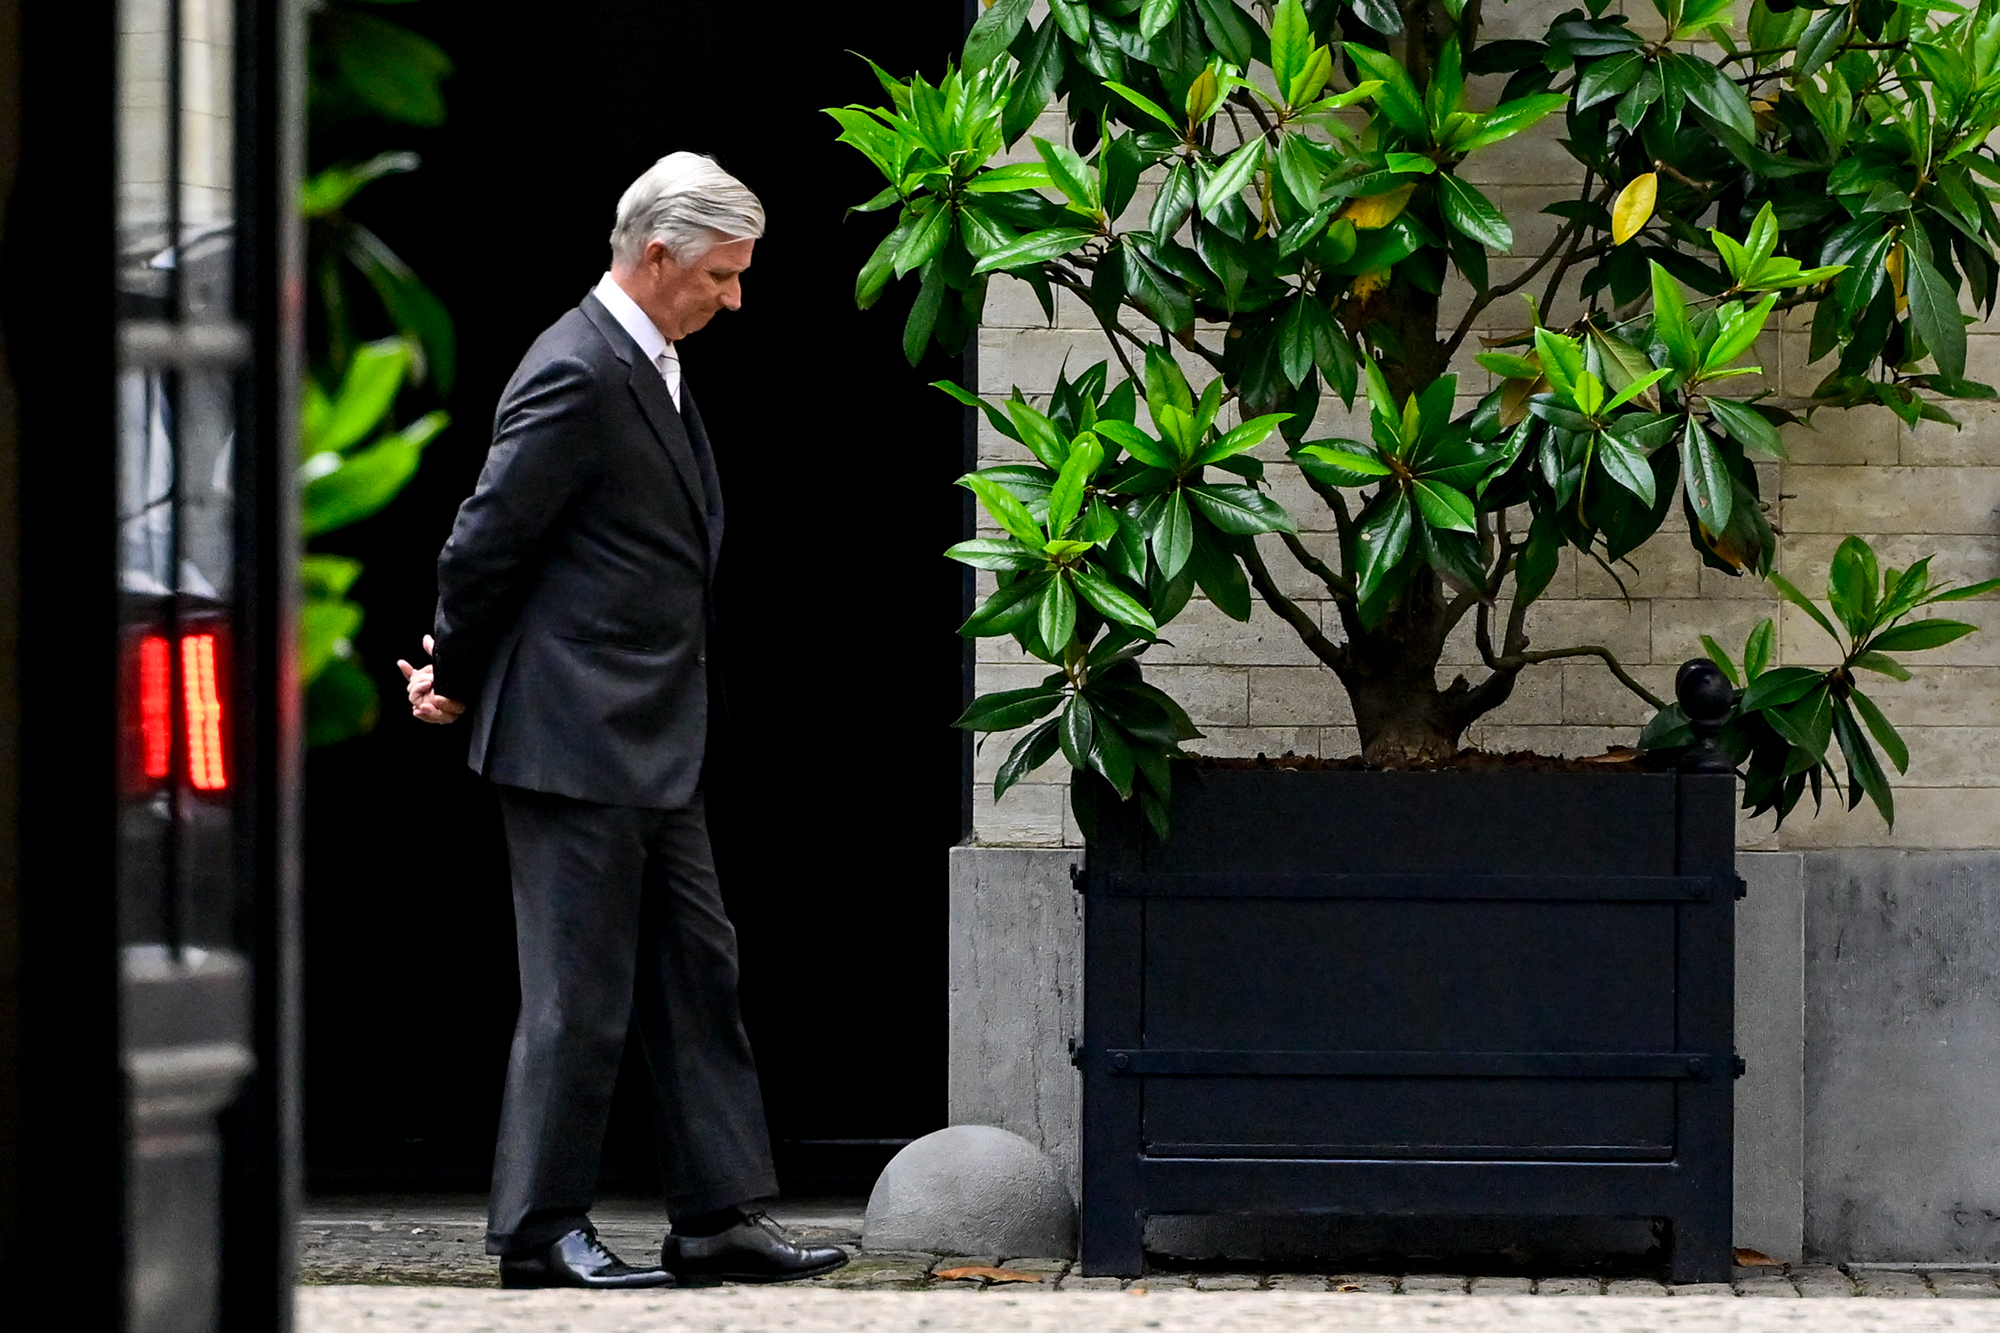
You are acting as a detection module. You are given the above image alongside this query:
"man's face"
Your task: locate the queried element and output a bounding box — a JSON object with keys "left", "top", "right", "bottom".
{"left": 626, "top": 235, "right": 754, "bottom": 342}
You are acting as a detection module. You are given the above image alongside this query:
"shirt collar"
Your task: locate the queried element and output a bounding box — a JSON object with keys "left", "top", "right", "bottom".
{"left": 592, "top": 272, "right": 673, "bottom": 366}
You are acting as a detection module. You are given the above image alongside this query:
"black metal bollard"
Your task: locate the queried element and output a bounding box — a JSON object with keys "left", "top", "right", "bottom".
{"left": 1676, "top": 658, "right": 1736, "bottom": 774}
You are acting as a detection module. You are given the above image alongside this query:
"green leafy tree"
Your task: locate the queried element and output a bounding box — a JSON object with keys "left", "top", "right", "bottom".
{"left": 835, "top": 0, "right": 2000, "bottom": 837}
{"left": 302, "top": 0, "right": 454, "bottom": 746}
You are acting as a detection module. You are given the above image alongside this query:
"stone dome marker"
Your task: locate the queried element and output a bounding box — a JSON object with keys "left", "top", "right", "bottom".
{"left": 862, "top": 1125, "right": 1076, "bottom": 1257}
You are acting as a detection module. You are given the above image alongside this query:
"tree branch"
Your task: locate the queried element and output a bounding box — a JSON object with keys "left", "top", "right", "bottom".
{"left": 1278, "top": 530, "right": 1356, "bottom": 602}
{"left": 1503, "top": 643, "right": 1667, "bottom": 711}
{"left": 1243, "top": 539, "right": 1348, "bottom": 670}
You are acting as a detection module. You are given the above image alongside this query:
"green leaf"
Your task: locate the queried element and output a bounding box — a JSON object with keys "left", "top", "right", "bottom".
{"left": 1827, "top": 534, "right": 1877, "bottom": 637}
{"left": 1681, "top": 415, "right": 1733, "bottom": 535}
{"left": 1152, "top": 488, "right": 1194, "bottom": 579}
{"left": 1705, "top": 397, "right": 1786, "bottom": 460}
{"left": 893, "top": 201, "right": 952, "bottom": 277}
{"left": 1702, "top": 295, "right": 1778, "bottom": 376}
{"left": 1191, "top": 0, "right": 1259, "bottom": 66}
{"left": 1139, "top": 0, "right": 1182, "bottom": 40}
{"left": 969, "top": 223, "right": 1102, "bottom": 277}
{"left": 1198, "top": 138, "right": 1265, "bottom": 216}
{"left": 1094, "top": 419, "right": 1179, "bottom": 471}
{"left": 963, "top": 471, "right": 1048, "bottom": 547}
{"left": 1073, "top": 565, "right": 1159, "bottom": 634}
{"left": 1744, "top": 617, "right": 1775, "bottom": 679}
{"left": 1595, "top": 429, "right": 1658, "bottom": 506}
{"left": 310, "top": 336, "right": 415, "bottom": 455}
{"left": 1343, "top": 44, "right": 1427, "bottom": 138}
{"left": 1848, "top": 686, "right": 1909, "bottom": 774}
{"left": 1104, "top": 81, "right": 1181, "bottom": 133}
{"left": 1450, "top": 92, "right": 1567, "bottom": 151}
{"left": 1270, "top": 0, "right": 1311, "bottom": 99}
{"left": 1868, "top": 619, "right": 1978, "bottom": 652}
{"left": 1905, "top": 244, "right": 1969, "bottom": 382}
{"left": 1650, "top": 261, "right": 1697, "bottom": 375}
{"left": 1186, "top": 483, "right": 1298, "bottom": 534}
{"left": 1144, "top": 345, "right": 1195, "bottom": 416}
{"left": 1513, "top": 508, "right": 1562, "bottom": 605}
{"left": 963, "top": 0, "right": 1034, "bottom": 71}
{"left": 1033, "top": 136, "right": 1100, "bottom": 214}
{"left": 903, "top": 265, "right": 946, "bottom": 365}
{"left": 1195, "top": 413, "right": 1291, "bottom": 466}
{"left": 301, "top": 411, "right": 446, "bottom": 536}
{"left": 1437, "top": 175, "right": 1512, "bottom": 252}
{"left": 1046, "top": 434, "right": 1105, "bottom": 538}
{"left": 300, "top": 594, "right": 364, "bottom": 685}
{"left": 1002, "top": 398, "right": 1072, "bottom": 471}
{"left": 954, "top": 685, "right": 1065, "bottom": 731}
{"left": 1853, "top": 651, "right": 1912, "bottom": 680}
{"left": 961, "top": 571, "right": 1051, "bottom": 637}
{"left": 1769, "top": 570, "right": 1844, "bottom": 645}
{"left": 1680, "top": 55, "right": 1757, "bottom": 141}
{"left": 946, "top": 538, "right": 1045, "bottom": 570}
{"left": 1832, "top": 699, "right": 1894, "bottom": 825}
{"left": 321, "top": 8, "right": 453, "bottom": 126}
{"left": 300, "top": 151, "right": 420, "bottom": 219}
{"left": 1576, "top": 52, "right": 1643, "bottom": 110}
{"left": 1059, "top": 692, "right": 1098, "bottom": 772}
{"left": 1039, "top": 571, "right": 1078, "bottom": 650}
{"left": 1740, "top": 665, "right": 1825, "bottom": 712}
{"left": 994, "top": 718, "right": 1063, "bottom": 800}
{"left": 1002, "top": 22, "right": 1065, "bottom": 143}
{"left": 1352, "top": 491, "right": 1413, "bottom": 602}
{"left": 1411, "top": 479, "right": 1475, "bottom": 532}
{"left": 1700, "top": 634, "right": 1741, "bottom": 686}
{"left": 1297, "top": 441, "right": 1393, "bottom": 485}
{"left": 1794, "top": 5, "right": 1848, "bottom": 79}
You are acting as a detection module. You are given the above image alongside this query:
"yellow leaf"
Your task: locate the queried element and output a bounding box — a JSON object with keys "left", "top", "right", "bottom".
{"left": 1734, "top": 1248, "right": 1781, "bottom": 1268}
{"left": 1611, "top": 172, "right": 1657, "bottom": 246}
{"left": 1887, "top": 242, "right": 1907, "bottom": 314}
{"left": 936, "top": 1266, "right": 1043, "bottom": 1283}
{"left": 1185, "top": 68, "right": 1219, "bottom": 124}
{"left": 1339, "top": 184, "right": 1416, "bottom": 230}
{"left": 1350, "top": 268, "right": 1391, "bottom": 301}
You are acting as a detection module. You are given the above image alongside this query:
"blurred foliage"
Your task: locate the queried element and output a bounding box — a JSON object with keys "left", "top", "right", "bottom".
{"left": 302, "top": 0, "right": 454, "bottom": 748}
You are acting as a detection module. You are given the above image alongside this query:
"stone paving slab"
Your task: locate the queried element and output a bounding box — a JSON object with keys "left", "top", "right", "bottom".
{"left": 299, "top": 1286, "right": 2000, "bottom": 1332}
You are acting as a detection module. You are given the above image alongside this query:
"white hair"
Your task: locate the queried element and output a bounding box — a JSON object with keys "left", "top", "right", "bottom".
{"left": 609, "top": 152, "right": 765, "bottom": 267}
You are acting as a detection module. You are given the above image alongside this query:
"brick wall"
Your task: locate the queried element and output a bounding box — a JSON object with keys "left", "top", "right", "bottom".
{"left": 968, "top": 0, "right": 2000, "bottom": 850}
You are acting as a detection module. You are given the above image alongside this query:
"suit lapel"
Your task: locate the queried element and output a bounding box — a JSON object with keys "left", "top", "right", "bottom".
{"left": 579, "top": 296, "right": 711, "bottom": 535}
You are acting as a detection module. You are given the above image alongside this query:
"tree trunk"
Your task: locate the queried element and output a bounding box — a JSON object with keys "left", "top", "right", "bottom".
{"left": 1326, "top": 571, "right": 1519, "bottom": 766}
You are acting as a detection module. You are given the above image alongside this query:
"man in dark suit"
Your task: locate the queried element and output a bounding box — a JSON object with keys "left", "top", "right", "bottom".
{"left": 399, "top": 153, "right": 846, "bottom": 1291}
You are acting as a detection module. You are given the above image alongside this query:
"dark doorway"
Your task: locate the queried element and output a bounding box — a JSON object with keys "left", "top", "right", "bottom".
{"left": 301, "top": 3, "right": 966, "bottom": 1196}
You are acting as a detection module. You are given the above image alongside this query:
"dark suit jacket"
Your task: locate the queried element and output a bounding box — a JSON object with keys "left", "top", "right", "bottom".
{"left": 432, "top": 293, "right": 725, "bottom": 809}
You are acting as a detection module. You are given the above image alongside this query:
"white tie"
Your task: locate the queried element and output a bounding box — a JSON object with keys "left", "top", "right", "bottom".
{"left": 655, "top": 347, "right": 682, "bottom": 410}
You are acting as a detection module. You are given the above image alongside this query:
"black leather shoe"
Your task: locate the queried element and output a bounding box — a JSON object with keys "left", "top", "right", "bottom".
{"left": 500, "top": 1228, "right": 677, "bottom": 1289}
{"left": 664, "top": 1213, "right": 849, "bottom": 1284}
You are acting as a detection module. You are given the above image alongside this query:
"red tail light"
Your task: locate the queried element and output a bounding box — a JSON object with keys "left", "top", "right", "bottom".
{"left": 181, "top": 633, "right": 227, "bottom": 791}
{"left": 139, "top": 635, "right": 172, "bottom": 780}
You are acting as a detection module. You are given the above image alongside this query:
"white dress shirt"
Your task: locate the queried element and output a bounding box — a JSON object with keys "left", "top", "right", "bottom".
{"left": 592, "top": 271, "right": 682, "bottom": 409}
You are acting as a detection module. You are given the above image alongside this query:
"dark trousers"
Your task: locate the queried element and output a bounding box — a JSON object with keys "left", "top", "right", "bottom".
{"left": 485, "top": 784, "right": 778, "bottom": 1256}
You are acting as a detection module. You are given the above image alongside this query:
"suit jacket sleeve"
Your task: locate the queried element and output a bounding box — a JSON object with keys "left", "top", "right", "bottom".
{"left": 431, "top": 353, "right": 602, "bottom": 702}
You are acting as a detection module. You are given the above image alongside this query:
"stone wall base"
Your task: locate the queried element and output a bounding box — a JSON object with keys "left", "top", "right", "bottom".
{"left": 948, "top": 843, "right": 2000, "bottom": 1264}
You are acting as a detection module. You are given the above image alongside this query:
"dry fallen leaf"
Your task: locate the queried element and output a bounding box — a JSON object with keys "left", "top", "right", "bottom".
{"left": 1735, "top": 1247, "right": 1782, "bottom": 1267}
{"left": 1579, "top": 746, "right": 1640, "bottom": 764}
{"left": 1336, "top": 1282, "right": 1366, "bottom": 1292}
{"left": 934, "top": 1265, "right": 1043, "bottom": 1283}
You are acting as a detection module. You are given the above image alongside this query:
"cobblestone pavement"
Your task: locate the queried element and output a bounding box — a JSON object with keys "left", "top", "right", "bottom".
{"left": 300, "top": 1287, "right": 2000, "bottom": 1332}
{"left": 300, "top": 1198, "right": 2000, "bottom": 1329}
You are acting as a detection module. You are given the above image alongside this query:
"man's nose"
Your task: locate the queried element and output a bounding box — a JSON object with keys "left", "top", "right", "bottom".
{"left": 720, "top": 280, "right": 742, "bottom": 311}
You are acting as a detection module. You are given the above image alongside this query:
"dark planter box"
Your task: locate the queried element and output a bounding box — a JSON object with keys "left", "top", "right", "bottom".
{"left": 1078, "top": 767, "right": 1739, "bottom": 1281}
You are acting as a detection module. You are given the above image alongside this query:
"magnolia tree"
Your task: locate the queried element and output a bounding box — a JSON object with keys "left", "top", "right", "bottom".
{"left": 832, "top": 0, "right": 2000, "bottom": 837}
